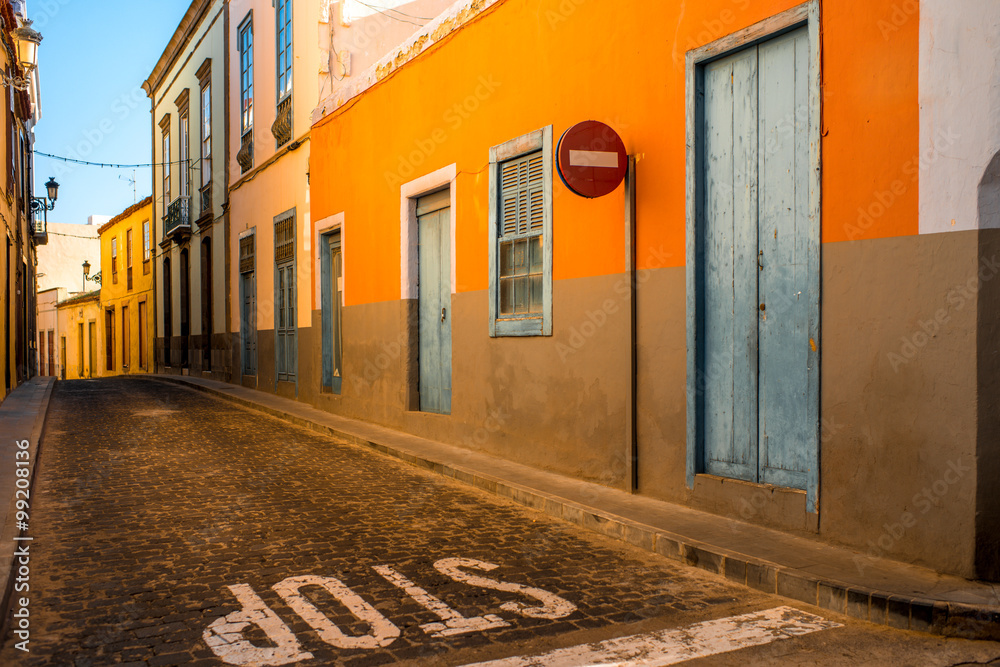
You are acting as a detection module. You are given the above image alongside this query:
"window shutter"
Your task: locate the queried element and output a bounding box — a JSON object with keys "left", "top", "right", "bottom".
{"left": 499, "top": 151, "right": 544, "bottom": 238}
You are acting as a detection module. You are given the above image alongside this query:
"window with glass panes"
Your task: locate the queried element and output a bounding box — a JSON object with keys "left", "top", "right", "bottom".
{"left": 239, "top": 15, "right": 253, "bottom": 133}
{"left": 498, "top": 151, "right": 544, "bottom": 318}
{"left": 201, "top": 83, "right": 211, "bottom": 190}
{"left": 275, "top": 0, "right": 292, "bottom": 100}
{"left": 488, "top": 128, "right": 552, "bottom": 337}
{"left": 275, "top": 212, "right": 296, "bottom": 382}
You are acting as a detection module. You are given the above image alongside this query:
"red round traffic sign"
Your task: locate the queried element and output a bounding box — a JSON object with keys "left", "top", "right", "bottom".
{"left": 557, "top": 121, "right": 628, "bottom": 198}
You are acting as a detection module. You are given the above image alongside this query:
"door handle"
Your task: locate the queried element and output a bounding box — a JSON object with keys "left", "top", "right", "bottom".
{"left": 441, "top": 307, "right": 447, "bottom": 322}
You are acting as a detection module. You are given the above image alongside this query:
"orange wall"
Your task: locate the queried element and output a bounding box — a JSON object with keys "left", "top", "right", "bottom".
{"left": 311, "top": 0, "right": 919, "bottom": 307}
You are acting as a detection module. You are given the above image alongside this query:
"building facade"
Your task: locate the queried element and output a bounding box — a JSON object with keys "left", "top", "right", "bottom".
{"left": 36, "top": 286, "right": 64, "bottom": 377}
{"left": 54, "top": 290, "right": 101, "bottom": 380}
{"left": 144, "top": 0, "right": 230, "bottom": 379}
{"left": 225, "top": 0, "right": 321, "bottom": 395}
{"left": 36, "top": 221, "right": 100, "bottom": 296}
{"left": 0, "top": 0, "right": 41, "bottom": 402}
{"left": 225, "top": 0, "right": 452, "bottom": 397}
{"left": 98, "top": 198, "right": 155, "bottom": 376}
{"left": 305, "top": 0, "right": 1000, "bottom": 581}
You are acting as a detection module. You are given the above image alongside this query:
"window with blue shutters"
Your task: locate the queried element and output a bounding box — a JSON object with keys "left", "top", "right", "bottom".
{"left": 488, "top": 127, "right": 553, "bottom": 337}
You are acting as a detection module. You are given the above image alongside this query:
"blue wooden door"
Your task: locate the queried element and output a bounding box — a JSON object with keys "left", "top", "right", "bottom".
{"left": 418, "top": 190, "right": 452, "bottom": 414}
{"left": 699, "top": 26, "right": 817, "bottom": 491}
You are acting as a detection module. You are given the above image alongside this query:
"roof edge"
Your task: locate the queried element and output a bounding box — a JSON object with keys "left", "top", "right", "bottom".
{"left": 312, "top": 0, "right": 505, "bottom": 126}
{"left": 143, "top": 0, "right": 215, "bottom": 97}
{"left": 98, "top": 196, "right": 153, "bottom": 235}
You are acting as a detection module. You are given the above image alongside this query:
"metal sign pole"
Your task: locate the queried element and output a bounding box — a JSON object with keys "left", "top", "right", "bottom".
{"left": 625, "top": 155, "right": 638, "bottom": 494}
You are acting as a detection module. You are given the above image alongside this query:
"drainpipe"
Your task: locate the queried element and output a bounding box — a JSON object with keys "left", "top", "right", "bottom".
{"left": 624, "top": 156, "right": 638, "bottom": 493}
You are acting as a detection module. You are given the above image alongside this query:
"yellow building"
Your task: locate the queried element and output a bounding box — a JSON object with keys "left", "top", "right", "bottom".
{"left": 55, "top": 291, "right": 101, "bottom": 380}
{"left": 98, "top": 197, "right": 154, "bottom": 375}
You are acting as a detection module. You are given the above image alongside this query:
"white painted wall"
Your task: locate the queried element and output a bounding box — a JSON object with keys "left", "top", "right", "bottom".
{"left": 36, "top": 223, "right": 100, "bottom": 294}
{"left": 920, "top": 0, "right": 1000, "bottom": 233}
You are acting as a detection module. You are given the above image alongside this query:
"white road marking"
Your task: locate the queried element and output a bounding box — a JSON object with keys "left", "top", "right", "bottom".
{"left": 435, "top": 557, "right": 578, "bottom": 620}
{"left": 373, "top": 565, "right": 510, "bottom": 637}
{"left": 272, "top": 575, "right": 400, "bottom": 649}
{"left": 204, "top": 584, "right": 312, "bottom": 667}
{"left": 569, "top": 150, "right": 620, "bottom": 168}
{"left": 461, "top": 606, "right": 842, "bottom": 667}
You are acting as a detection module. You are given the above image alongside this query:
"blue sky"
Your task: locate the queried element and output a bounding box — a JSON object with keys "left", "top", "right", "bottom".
{"left": 31, "top": 0, "right": 189, "bottom": 225}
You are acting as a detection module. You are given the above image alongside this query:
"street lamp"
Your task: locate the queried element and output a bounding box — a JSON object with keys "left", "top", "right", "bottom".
{"left": 2, "top": 20, "right": 41, "bottom": 91}
{"left": 30, "top": 176, "right": 58, "bottom": 235}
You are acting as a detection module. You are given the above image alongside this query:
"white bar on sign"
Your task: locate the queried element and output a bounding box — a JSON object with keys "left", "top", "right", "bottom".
{"left": 569, "top": 150, "right": 620, "bottom": 168}
{"left": 460, "top": 606, "right": 842, "bottom": 667}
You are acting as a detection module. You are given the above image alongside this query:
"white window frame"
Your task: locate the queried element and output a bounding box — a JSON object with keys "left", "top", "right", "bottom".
{"left": 488, "top": 126, "right": 553, "bottom": 337}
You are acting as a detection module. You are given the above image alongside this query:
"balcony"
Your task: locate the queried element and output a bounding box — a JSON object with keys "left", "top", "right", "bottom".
{"left": 32, "top": 217, "right": 47, "bottom": 245}
{"left": 271, "top": 96, "right": 292, "bottom": 147}
{"left": 237, "top": 129, "right": 253, "bottom": 174}
{"left": 164, "top": 196, "right": 191, "bottom": 240}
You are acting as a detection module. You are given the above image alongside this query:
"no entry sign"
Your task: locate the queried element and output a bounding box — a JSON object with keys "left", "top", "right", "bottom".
{"left": 557, "top": 121, "right": 628, "bottom": 198}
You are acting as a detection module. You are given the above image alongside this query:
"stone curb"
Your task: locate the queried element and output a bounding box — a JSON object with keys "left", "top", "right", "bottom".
{"left": 0, "top": 377, "right": 56, "bottom": 641}
{"left": 153, "top": 375, "right": 1000, "bottom": 641}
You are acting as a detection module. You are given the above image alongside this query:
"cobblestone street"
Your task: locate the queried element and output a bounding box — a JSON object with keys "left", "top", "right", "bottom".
{"left": 2, "top": 378, "right": 999, "bottom": 666}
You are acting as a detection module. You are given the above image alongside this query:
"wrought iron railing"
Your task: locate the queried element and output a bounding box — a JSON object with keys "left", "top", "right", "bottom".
{"left": 271, "top": 96, "right": 292, "bottom": 147}
{"left": 237, "top": 129, "right": 253, "bottom": 173}
{"left": 164, "top": 196, "right": 191, "bottom": 237}
{"left": 32, "top": 217, "right": 47, "bottom": 243}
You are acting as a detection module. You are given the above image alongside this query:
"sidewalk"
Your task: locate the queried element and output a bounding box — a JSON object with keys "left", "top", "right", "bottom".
{"left": 0, "top": 377, "right": 55, "bottom": 633}
{"left": 149, "top": 374, "right": 1000, "bottom": 641}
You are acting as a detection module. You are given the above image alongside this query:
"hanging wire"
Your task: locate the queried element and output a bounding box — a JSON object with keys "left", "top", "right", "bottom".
{"left": 34, "top": 150, "right": 190, "bottom": 169}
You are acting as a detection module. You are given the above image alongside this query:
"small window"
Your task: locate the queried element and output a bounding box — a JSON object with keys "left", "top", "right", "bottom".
{"left": 142, "top": 220, "right": 151, "bottom": 273}
{"left": 488, "top": 127, "right": 553, "bottom": 337}
{"left": 126, "top": 229, "right": 133, "bottom": 268}
{"left": 111, "top": 237, "right": 118, "bottom": 283}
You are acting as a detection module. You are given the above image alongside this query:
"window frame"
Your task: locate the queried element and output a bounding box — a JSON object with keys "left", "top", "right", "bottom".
{"left": 274, "top": 209, "right": 296, "bottom": 383}
{"left": 319, "top": 223, "right": 344, "bottom": 394}
{"left": 111, "top": 236, "right": 118, "bottom": 283}
{"left": 142, "top": 220, "right": 151, "bottom": 273}
{"left": 238, "top": 12, "right": 254, "bottom": 135}
{"left": 488, "top": 126, "right": 554, "bottom": 337}
{"left": 160, "top": 119, "right": 171, "bottom": 218}
{"left": 275, "top": 0, "right": 293, "bottom": 102}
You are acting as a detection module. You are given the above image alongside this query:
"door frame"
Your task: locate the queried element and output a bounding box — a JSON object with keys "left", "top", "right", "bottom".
{"left": 684, "top": 0, "right": 822, "bottom": 511}
{"left": 400, "top": 164, "right": 457, "bottom": 412}
{"left": 315, "top": 212, "right": 345, "bottom": 395}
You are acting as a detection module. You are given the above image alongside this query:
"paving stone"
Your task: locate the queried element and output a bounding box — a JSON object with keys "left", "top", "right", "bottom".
{"left": 0, "top": 378, "right": 768, "bottom": 665}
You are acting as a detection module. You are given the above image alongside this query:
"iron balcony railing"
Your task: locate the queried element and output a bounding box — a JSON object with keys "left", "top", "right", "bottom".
{"left": 32, "top": 217, "right": 47, "bottom": 244}
{"left": 164, "top": 196, "right": 191, "bottom": 237}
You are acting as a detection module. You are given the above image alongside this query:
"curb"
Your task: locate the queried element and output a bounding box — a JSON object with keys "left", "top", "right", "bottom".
{"left": 0, "top": 377, "right": 56, "bottom": 643}
{"left": 154, "top": 375, "right": 1000, "bottom": 641}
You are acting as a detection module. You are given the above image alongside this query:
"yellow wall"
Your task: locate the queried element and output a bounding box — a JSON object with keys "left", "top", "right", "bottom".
{"left": 310, "top": 0, "right": 920, "bottom": 308}
{"left": 100, "top": 200, "right": 155, "bottom": 374}
{"left": 56, "top": 295, "right": 102, "bottom": 380}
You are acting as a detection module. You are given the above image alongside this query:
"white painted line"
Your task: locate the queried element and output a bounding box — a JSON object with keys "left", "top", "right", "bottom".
{"left": 569, "top": 150, "right": 620, "bottom": 169}
{"left": 461, "top": 606, "right": 842, "bottom": 667}
{"left": 373, "top": 565, "right": 510, "bottom": 637}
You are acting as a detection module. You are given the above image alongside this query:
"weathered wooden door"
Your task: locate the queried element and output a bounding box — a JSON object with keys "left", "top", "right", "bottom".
{"left": 241, "top": 271, "right": 256, "bottom": 375}
{"left": 88, "top": 323, "right": 97, "bottom": 377}
{"left": 122, "top": 305, "right": 130, "bottom": 372}
{"left": 698, "top": 26, "right": 818, "bottom": 493}
{"left": 417, "top": 190, "right": 452, "bottom": 414}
